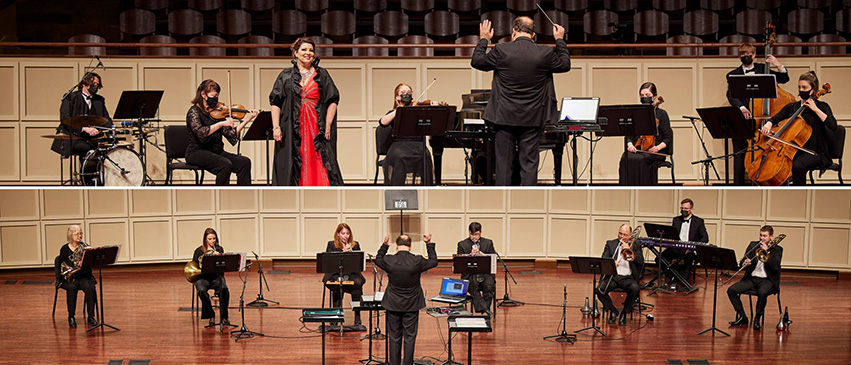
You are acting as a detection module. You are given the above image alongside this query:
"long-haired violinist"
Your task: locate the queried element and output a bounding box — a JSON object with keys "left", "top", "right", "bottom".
{"left": 193, "top": 228, "right": 231, "bottom": 327}
{"left": 618, "top": 82, "right": 673, "bottom": 186}
{"left": 56, "top": 224, "right": 98, "bottom": 328}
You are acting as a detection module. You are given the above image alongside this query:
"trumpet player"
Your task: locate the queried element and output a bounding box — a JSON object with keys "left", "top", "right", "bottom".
{"left": 596, "top": 224, "right": 644, "bottom": 326}
{"left": 57, "top": 224, "right": 97, "bottom": 328}
{"left": 193, "top": 228, "right": 230, "bottom": 327}
{"left": 727, "top": 225, "right": 783, "bottom": 331}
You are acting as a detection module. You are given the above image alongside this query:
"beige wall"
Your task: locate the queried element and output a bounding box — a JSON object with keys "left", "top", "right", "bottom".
{"left": 0, "top": 188, "right": 849, "bottom": 271}
{"left": 1, "top": 56, "right": 849, "bottom": 185}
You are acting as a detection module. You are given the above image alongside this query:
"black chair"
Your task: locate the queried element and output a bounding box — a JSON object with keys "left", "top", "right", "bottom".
{"left": 809, "top": 124, "right": 845, "bottom": 184}
{"left": 52, "top": 255, "right": 97, "bottom": 320}
{"left": 606, "top": 258, "right": 650, "bottom": 321}
{"left": 743, "top": 286, "right": 782, "bottom": 328}
{"left": 654, "top": 155, "right": 676, "bottom": 185}
{"left": 374, "top": 123, "right": 392, "bottom": 184}
{"left": 164, "top": 125, "right": 205, "bottom": 185}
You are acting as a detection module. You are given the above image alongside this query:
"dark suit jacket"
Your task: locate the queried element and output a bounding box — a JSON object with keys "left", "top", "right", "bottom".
{"left": 471, "top": 37, "right": 570, "bottom": 128}
{"left": 725, "top": 63, "right": 790, "bottom": 110}
{"left": 375, "top": 243, "right": 438, "bottom": 312}
{"left": 601, "top": 238, "right": 644, "bottom": 282}
{"left": 51, "top": 90, "right": 113, "bottom": 156}
{"left": 456, "top": 237, "right": 496, "bottom": 280}
{"left": 672, "top": 215, "right": 709, "bottom": 243}
{"left": 321, "top": 241, "right": 366, "bottom": 284}
{"left": 741, "top": 240, "right": 782, "bottom": 291}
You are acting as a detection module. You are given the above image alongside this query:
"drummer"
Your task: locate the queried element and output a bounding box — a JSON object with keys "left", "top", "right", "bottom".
{"left": 50, "top": 73, "right": 113, "bottom": 159}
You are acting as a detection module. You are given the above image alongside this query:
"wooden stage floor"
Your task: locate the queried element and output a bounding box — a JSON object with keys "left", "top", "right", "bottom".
{"left": 1, "top": 265, "right": 849, "bottom": 364}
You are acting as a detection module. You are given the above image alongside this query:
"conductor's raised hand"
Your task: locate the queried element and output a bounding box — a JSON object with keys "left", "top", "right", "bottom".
{"left": 383, "top": 233, "right": 390, "bottom": 246}
{"left": 553, "top": 24, "right": 566, "bottom": 40}
{"left": 423, "top": 232, "right": 432, "bottom": 244}
{"left": 479, "top": 20, "right": 494, "bottom": 41}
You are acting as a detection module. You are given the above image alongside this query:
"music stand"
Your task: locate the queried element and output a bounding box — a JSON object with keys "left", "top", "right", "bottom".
{"left": 200, "top": 254, "right": 243, "bottom": 332}
{"left": 452, "top": 255, "right": 498, "bottom": 315}
{"left": 80, "top": 245, "right": 121, "bottom": 333}
{"left": 445, "top": 315, "right": 491, "bottom": 365}
{"left": 317, "top": 251, "right": 366, "bottom": 335}
{"left": 569, "top": 256, "right": 616, "bottom": 337}
{"left": 353, "top": 297, "right": 387, "bottom": 365}
{"left": 384, "top": 190, "right": 418, "bottom": 236}
{"left": 242, "top": 111, "right": 273, "bottom": 185}
{"left": 113, "top": 91, "right": 164, "bottom": 185}
{"left": 695, "top": 106, "right": 757, "bottom": 185}
{"left": 694, "top": 245, "right": 739, "bottom": 336}
{"left": 642, "top": 223, "right": 696, "bottom": 295}
{"left": 393, "top": 105, "right": 457, "bottom": 186}
{"left": 302, "top": 308, "right": 345, "bottom": 365}
{"left": 595, "top": 104, "right": 656, "bottom": 139}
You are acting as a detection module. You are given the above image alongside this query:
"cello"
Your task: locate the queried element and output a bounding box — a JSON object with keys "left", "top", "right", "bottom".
{"left": 746, "top": 83, "right": 831, "bottom": 185}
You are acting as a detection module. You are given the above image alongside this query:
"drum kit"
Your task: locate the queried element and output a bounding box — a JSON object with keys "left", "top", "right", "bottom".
{"left": 42, "top": 115, "right": 157, "bottom": 186}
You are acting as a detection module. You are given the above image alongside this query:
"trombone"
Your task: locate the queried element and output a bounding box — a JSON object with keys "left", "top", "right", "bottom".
{"left": 722, "top": 234, "right": 785, "bottom": 285}
{"left": 621, "top": 226, "right": 641, "bottom": 262}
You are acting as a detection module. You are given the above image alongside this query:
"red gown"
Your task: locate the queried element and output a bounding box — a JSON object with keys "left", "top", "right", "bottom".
{"left": 298, "top": 76, "right": 330, "bottom": 186}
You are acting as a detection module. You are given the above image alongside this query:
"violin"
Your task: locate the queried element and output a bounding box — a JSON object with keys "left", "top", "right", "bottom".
{"left": 209, "top": 102, "right": 250, "bottom": 120}
{"left": 635, "top": 96, "right": 664, "bottom": 152}
{"left": 415, "top": 99, "right": 449, "bottom": 106}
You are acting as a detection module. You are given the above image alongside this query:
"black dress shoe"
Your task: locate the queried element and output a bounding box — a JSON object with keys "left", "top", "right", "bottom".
{"left": 209, "top": 318, "right": 216, "bottom": 326}
{"left": 728, "top": 316, "right": 748, "bottom": 326}
{"left": 222, "top": 318, "right": 231, "bottom": 326}
{"left": 753, "top": 318, "right": 762, "bottom": 331}
{"left": 607, "top": 310, "right": 618, "bottom": 324}
{"left": 618, "top": 312, "right": 627, "bottom": 326}
{"left": 87, "top": 317, "right": 98, "bottom": 326}
{"left": 68, "top": 317, "right": 77, "bottom": 328}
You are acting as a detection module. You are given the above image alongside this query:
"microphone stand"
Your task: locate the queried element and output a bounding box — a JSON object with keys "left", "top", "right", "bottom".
{"left": 543, "top": 285, "right": 576, "bottom": 344}
{"left": 684, "top": 115, "right": 721, "bottom": 186}
{"left": 248, "top": 251, "right": 278, "bottom": 307}
{"left": 495, "top": 251, "right": 523, "bottom": 307}
{"left": 230, "top": 261, "right": 264, "bottom": 341}
{"left": 361, "top": 253, "right": 386, "bottom": 341}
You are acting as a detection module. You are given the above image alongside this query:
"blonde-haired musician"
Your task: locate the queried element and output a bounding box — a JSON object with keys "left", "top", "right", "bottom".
{"left": 56, "top": 224, "right": 97, "bottom": 328}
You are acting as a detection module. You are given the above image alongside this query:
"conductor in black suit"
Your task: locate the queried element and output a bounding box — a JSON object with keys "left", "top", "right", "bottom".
{"left": 661, "top": 198, "right": 709, "bottom": 286}
{"left": 596, "top": 224, "right": 643, "bottom": 326}
{"left": 456, "top": 222, "right": 496, "bottom": 316}
{"left": 725, "top": 43, "right": 789, "bottom": 185}
{"left": 727, "top": 225, "right": 782, "bottom": 331}
{"left": 471, "top": 16, "right": 571, "bottom": 185}
{"left": 376, "top": 233, "right": 438, "bottom": 365}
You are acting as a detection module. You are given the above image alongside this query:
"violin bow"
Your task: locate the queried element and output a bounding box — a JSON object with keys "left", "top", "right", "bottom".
{"left": 416, "top": 78, "right": 437, "bottom": 104}
{"left": 764, "top": 134, "right": 817, "bottom": 156}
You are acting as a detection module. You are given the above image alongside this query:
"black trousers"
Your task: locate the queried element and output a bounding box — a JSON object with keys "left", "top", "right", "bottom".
{"left": 324, "top": 276, "right": 365, "bottom": 322}
{"left": 385, "top": 310, "right": 419, "bottom": 365}
{"left": 727, "top": 276, "right": 774, "bottom": 319}
{"left": 658, "top": 248, "right": 697, "bottom": 282}
{"left": 194, "top": 275, "right": 230, "bottom": 320}
{"left": 186, "top": 149, "right": 251, "bottom": 185}
{"left": 467, "top": 274, "right": 496, "bottom": 313}
{"left": 732, "top": 138, "right": 749, "bottom": 185}
{"left": 63, "top": 275, "right": 97, "bottom": 319}
{"left": 596, "top": 275, "right": 640, "bottom": 314}
{"left": 494, "top": 124, "right": 541, "bottom": 186}
{"left": 792, "top": 152, "right": 829, "bottom": 185}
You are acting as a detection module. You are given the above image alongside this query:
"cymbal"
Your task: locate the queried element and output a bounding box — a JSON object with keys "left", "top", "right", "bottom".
{"left": 41, "top": 134, "right": 106, "bottom": 141}
{"left": 61, "top": 115, "right": 109, "bottom": 128}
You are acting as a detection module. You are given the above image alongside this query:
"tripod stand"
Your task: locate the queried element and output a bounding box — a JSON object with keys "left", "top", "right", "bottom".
{"left": 247, "top": 251, "right": 278, "bottom": 307}
{"left": 230, "top": 263, "right": 265, "bottom": 341}
{"left": 496, "top": 252, "right": 523, "bottom": 307}
{"left": 361, "top": 254, "right": 386, "bottom": 342}
{"left": 695, "top": 245, "right": 738, "bottom": 337}
{"left": 570, "top": 256, "right": 615, "bottom": 337}
{"left": 543, "top": 285, "right": 577, "bottom": 344}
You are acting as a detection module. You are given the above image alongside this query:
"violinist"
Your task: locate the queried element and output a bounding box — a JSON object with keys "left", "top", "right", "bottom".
{"left": 725, "top": 43, "right": 790, "bottom": 185}
{"left": 619, "top": 82, "right": 673, "bottom": 186}
{"left": 377, "top": 83, "right": 436, "bottom": 185}
{"left": 760, "top": 71, "right": 837, "bottom": 185}
{"left": 185, "top": 79, "right": 258, "bottom": 186}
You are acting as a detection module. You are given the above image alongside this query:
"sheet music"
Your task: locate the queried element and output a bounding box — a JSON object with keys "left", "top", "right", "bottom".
{"left": 236, "top": 252, "right": 247, "bottom": 271}
{"left": 452, "top": 317, "right": 488, "bottom": 328}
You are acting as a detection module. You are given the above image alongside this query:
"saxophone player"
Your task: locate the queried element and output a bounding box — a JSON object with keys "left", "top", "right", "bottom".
{"left": 56, "top": 225, "right": 97, "bottom": 328}
{"left": 595, "top": 224, "right": 644, "bottom": 326}
{"left": 727, "top": 225, "right": 783, "bottom": 331}
{"left": 193, "top": 228, "right": 231, "bottom": 327}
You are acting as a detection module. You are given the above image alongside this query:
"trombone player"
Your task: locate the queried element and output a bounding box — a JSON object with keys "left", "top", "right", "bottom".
{"left": 596, "top": 224, "right": 644, "bottom": 326}
{"left": 727, "top": 225, "right": 783, "bottom": 331}
{"left": 192, "top": 227, "right": 231, "bottom": 327}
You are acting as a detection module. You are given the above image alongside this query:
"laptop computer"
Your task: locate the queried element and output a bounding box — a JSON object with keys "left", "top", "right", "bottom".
{"left": 559, "top": 97, "right": 600, "bottom": 124}
{"left": 429, "top": 277, "right": 470, "bottom": 304}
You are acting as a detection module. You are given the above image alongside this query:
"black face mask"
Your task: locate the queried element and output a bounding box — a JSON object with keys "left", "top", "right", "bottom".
{"left": 206, "top": 96, "right": 219, "bottom": 109}
{"left": 740, "top": 55, "right": 753, "bottom": 65}
{"left": 681, "top": 210, "right": 690, "bottom": 218}
{"left": 799, "top": 90, "right": 812, "bottom": 100}
{"left": 400, "top": 93, "right": 413, "bottom": 106}
{"left": 640, "top": 96, "right": 653, "bottom": 105}
{"left": 88, "top": 85, "right": 98, "bottom": 95}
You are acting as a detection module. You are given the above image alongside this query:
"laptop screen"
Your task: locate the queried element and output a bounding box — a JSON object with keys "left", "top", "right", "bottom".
{"left": 559, "top": 97, "right": 600, "bottom": 122}
{"left": 440, "top": 277, "right": 469, "bottom": 297}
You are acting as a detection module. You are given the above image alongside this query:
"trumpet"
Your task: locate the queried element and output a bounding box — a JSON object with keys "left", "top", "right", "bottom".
{"left": 722, "top": 234, "right": 785, "bottom": 285}
{"left": 621, "top": 226, "right": 642, "bottom": 262}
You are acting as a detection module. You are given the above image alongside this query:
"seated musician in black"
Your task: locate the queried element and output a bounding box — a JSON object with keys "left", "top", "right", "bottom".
{"left": 661, "top": 198, "right": 709, "bottom": 289}
{"left": 619, "top": 82, "right": 672, "bottom": 186}
{"left": 57, "top": 224, "right": 98, "bottom": 328}
{"left": 193, "top": 227, "right": 230, "bottom": 327}
{"left": 760, "top": 71, "right": 838, "bottom": 185}
{"left": 322, "top": 223, "right": 365, "bottom": 328}
{"left": 456, "top": 222, "right": 497, "bottom": 316}
{"left": 727, "top": 225, "right": 782, "bottom": 331}
{"left": 50, "top": 73, "right": 113, "bottom": 160}
{"left": 186, "top": 79, "right": 258, "bottom": 186}
{"left": 595, "top": 224, "right": 643, "bottom": 326}
{"left": 377, "top": 83, "right": 435, "bottom": 185}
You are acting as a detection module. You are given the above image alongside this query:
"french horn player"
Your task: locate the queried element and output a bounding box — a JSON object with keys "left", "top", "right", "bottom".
{"left": 190, "top": 228, "right": 231, "bottom": 327}
{"left": 56, "top": 225, "right": 98, "bottom": 329}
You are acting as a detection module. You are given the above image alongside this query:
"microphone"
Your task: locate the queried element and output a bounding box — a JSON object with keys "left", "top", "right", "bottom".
{"left": 683, "top": 115, "right": 700, "bottom": 121}
{"left": 95, "top": 55, "right": 105, "bottom": 70}
{"left": 252, "top": 251, "right": 259, "bottom": 260}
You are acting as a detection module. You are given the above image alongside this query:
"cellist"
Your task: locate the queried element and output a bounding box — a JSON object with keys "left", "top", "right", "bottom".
{"left": 619, "top": 82, "right": 673, "bottom": 186}
{"left": 760, "top": 71, "right": 837, "bottom": 185}
{"left": 725, "top": 43, "right": 790, "bottom": 185}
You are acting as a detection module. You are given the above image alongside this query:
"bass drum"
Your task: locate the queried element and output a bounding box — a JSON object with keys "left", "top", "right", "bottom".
{"left": 80, "top": 147, "right": 145, "bottom": 186}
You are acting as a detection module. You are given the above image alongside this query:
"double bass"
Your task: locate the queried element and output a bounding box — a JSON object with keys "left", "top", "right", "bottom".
{"left": 746, "top": 83, "right": 831, "bottom": 185}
